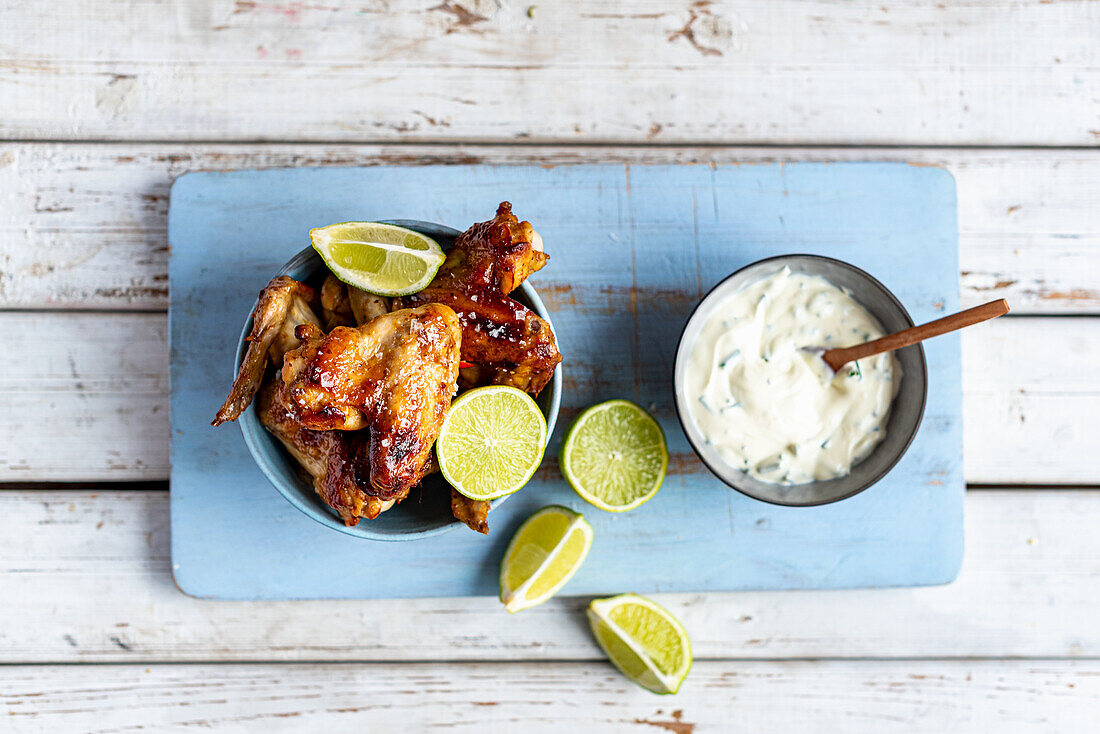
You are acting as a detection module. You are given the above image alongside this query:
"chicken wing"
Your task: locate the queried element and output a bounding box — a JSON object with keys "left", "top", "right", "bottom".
{"left": 405, "top": 287, "right": 560, "bottom": 395}
{"left": 281, "top": 303, "right": 462, "bottom": 498}
{"left": 437, "top": 201, "right": 547, "bottom": 295}
{"left": 348, "top": 285, "right": 390, "bottom": 325}
{"left": 320, "top": 272, "right": 391, "bottom": 328}
{"left": 319, "top": 273, "right": 356, "bottom": 330}
{"left": 397, "top": 202, "right": 562, "bottom": 396}
{"left": 256, "top": 379, "right": 395, "bottom": 525}
{"left": 450, "top": 490, "right": 490, "bottom": 535}
{"left": 213, "top": 276, "right": 321, "bottom": 426}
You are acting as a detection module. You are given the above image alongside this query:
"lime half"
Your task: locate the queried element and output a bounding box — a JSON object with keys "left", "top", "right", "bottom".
{"left": 560, "top": 400, "right": 668, "bottom": 512}
{"left": 499, "top": 505, "right": 593, "bottom": 614}
{"left": 436, "top": 386, "right": 547, "bottom": 501}
{"left": 588, "top": 594, "right": 692, "bottom": 695}
{"left": 310, "top": 221, "right": 445, "bottom": 297}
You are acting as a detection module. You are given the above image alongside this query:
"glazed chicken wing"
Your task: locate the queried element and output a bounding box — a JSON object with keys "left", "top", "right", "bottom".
{"left": 437, "top": 201, "right": 547, "bottom": 295}
{"left": 256, "top": 379, "right": 396, "bottom": 525}
{"left": 406, "top": 287, "right": 560, "bottom": 395}
{"left": 281, "top": 303, "right": 462, "bottom": 498}
{"left": 397, "top": 202, "right": 562, "bottom": 396}
{"left": 213, "top": 276, "right": 321, "bottom": 426}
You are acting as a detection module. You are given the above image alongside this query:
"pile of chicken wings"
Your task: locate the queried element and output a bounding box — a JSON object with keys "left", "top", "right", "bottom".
{"left": 213, "top": 203, "right": 562, "bottom": 534}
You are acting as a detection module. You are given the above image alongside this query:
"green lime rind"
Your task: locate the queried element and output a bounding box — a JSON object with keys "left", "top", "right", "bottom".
{"left": 310, "top": 221, "right": 446, "bottom": 297}
{"left": 587, "top": 593, "right": 693, "bottom": 695}
{"left": 437, "top": 385, "right": 548, "bottom": 502}
{"left": 499, "top": 505, "right": 593, "bottom": 614}
{"left": 559, "top": 399, "right": 669, "bottom": 512}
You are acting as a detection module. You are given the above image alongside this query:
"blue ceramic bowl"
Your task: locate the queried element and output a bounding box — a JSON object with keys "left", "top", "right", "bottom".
{"left": 235, "top": 221, "right": 562, "bottom": 540}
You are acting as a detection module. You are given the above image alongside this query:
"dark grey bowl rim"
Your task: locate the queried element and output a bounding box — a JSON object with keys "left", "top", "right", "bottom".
{"left": 234, "top": 220, "right": 563, "bottom": 540}
{"left": 672, "top": 253, "right": 928, "bottom": 507}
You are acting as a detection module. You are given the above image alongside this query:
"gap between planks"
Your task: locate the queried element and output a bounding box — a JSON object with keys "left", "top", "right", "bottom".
{"left": 9, "top": 139, "right": 1100, "bottom": 150}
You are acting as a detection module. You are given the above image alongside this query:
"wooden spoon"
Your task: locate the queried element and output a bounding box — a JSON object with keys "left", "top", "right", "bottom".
{"left": 815, "top": 299, "right": 1010, "bottom": 373}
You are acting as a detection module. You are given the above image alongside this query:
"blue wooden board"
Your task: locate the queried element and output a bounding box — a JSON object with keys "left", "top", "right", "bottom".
{"left": 169, "top": 163, "right": 962, "bottom": 600}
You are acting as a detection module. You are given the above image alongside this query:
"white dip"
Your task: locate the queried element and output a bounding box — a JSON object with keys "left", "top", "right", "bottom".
{"left": 685, "top": 267, "right": 900, "bottom": 485}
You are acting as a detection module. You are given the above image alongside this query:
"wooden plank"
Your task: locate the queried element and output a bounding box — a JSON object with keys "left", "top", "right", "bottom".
{"left": 2, "top": 1, "right": 1098, "bottom": 145}
{"left": 0, "top": 489, "right": 1096, "bottom": 662}
{"left": 1, "top": 661, "right": 1098, "bottom": 733}
{"left": 962, "top": 318, "right": 1099, "bottom": 485}
{"left": 0, "top": 313, "right": 1093, "bottom": 483}
{"left": 2, "top": 144, "right": 1097, "bottom": 313}
{"left": 0, "top": 313, "right": 168, "bottom": 481}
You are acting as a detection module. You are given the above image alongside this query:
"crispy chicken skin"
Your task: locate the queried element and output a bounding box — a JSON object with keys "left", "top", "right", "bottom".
{"left": 397, "top": 202, "right": 562, "bottom": 396}
{"left": 281, "top": 303, "right": 462, "bottom": 498}
{"left": 408, "top": 287, "right": 560, "bottom": 395}
{"left": 213, "top": 276, "right": 321, "bottom": 426}
{"left": 450, "top": 490, "right": 490, "bottom": 535}
{"left": 256, "top": 380, "right": 395, "bottom": 525}
{"left": 438, "top": 201, "right": 547, "bottom": 295}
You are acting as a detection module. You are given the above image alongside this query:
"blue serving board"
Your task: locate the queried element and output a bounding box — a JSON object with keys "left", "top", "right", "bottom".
{"left": 169, "top": 163, "right": 962, "bottom": 600}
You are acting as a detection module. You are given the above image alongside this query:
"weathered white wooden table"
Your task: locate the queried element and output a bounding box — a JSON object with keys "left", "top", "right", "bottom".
{"left": 2, "top": 2, "right": 1098, "bottom": 731}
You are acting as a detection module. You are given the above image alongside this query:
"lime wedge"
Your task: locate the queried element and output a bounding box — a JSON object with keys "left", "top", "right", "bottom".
{"left": 559, "top": 399, "right": 668, "bottom": 512}
{"left": 587, "top": 594, "right": 692, "bottom": 695}
{"left": 436, "top": 385, "right": 547, "bottom": 501}
{"left": 310, "top": 221, "right": 445, "bottom": 297}
{"left": 499, "top": 505, "right": 593, "bottom": 613}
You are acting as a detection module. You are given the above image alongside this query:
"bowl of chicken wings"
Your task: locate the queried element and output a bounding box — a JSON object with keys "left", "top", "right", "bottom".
{"left": 211, "top": 204, "right": 563, "bottom": 540}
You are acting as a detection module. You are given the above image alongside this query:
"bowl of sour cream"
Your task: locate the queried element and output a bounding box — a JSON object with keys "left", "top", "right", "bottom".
{"left": 673, "top": 254, "right": 928, "bottom": 506}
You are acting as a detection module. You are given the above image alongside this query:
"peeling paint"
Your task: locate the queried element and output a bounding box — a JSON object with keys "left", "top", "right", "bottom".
{"left": 430, "top": 1, "right": 490, "bottom": 34}
{"left": 95, "top": 75, "right": 137, "bottom": 117}
{"left": 634, "top": 709, "right": 696, "bottom": 734}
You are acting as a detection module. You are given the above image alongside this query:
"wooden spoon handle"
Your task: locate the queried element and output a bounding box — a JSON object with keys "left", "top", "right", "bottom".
{"left": 823, "top": 299, "right": 1010, "bottom": 372}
